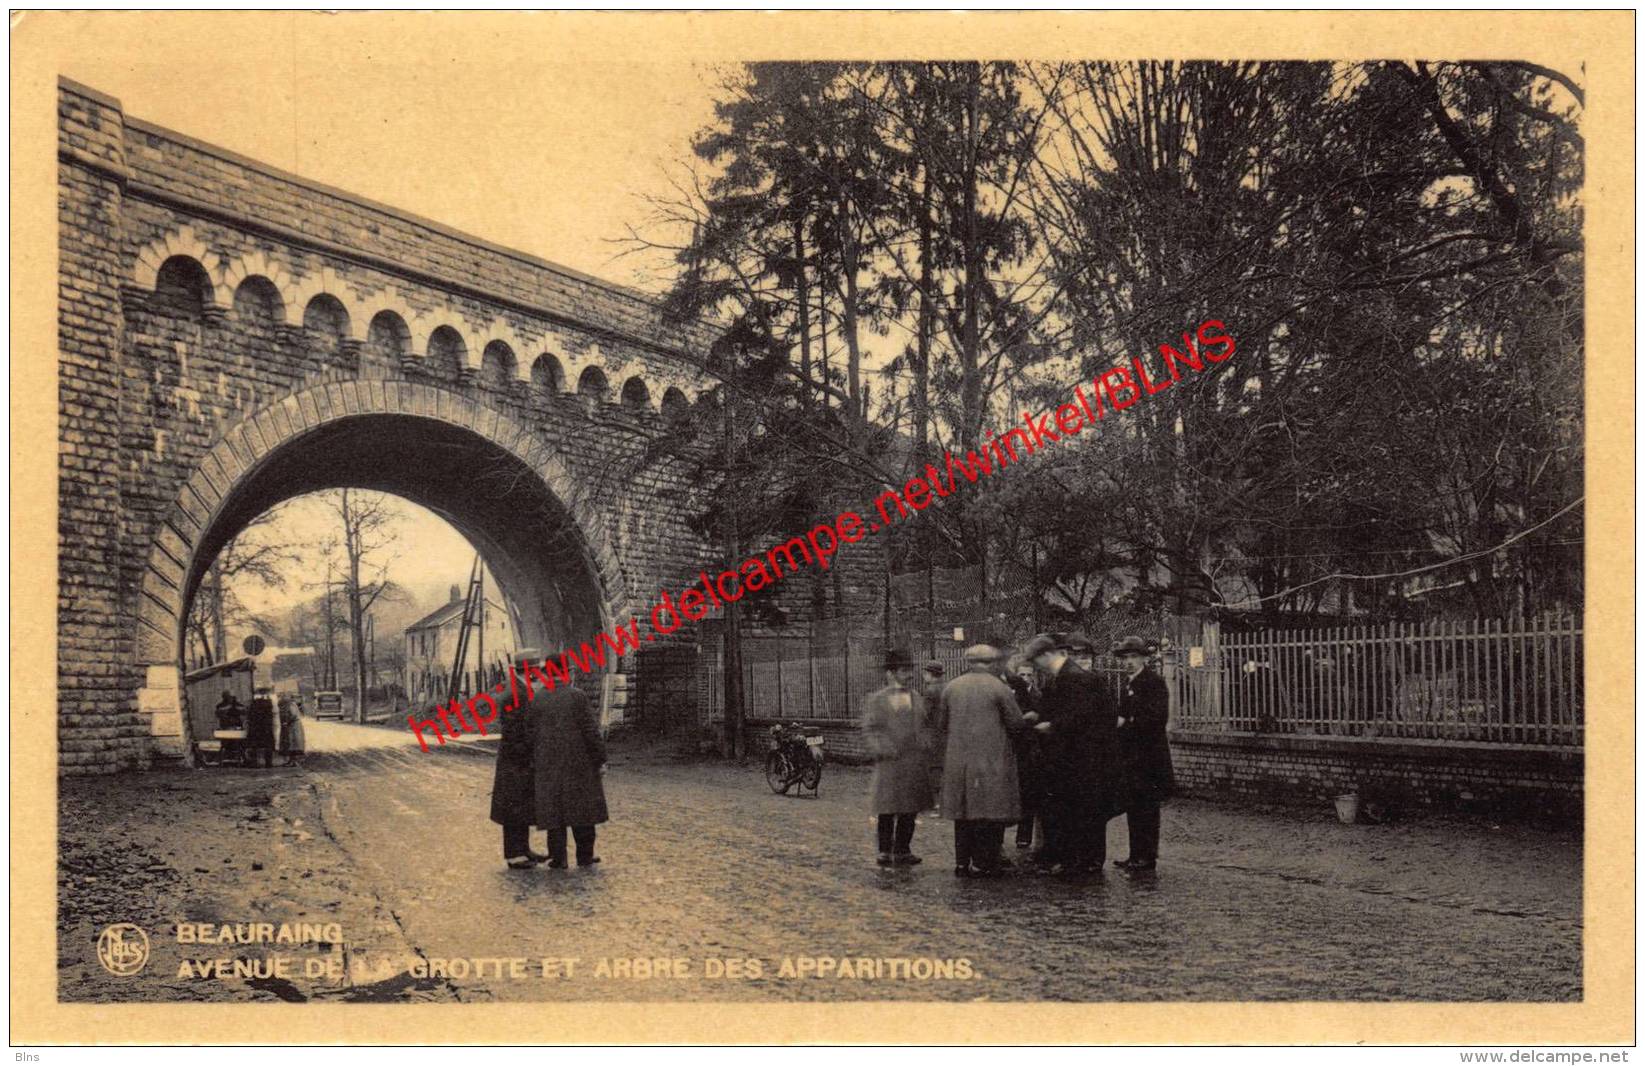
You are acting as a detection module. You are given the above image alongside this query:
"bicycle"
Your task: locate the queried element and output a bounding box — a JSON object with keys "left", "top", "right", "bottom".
{"left": 763, "top": 723, "right": 824, "bottom": 796}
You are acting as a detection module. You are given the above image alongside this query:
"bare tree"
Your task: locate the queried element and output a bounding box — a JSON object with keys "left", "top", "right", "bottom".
{"left": 317, "top": 489, "right": 405, "bottom": 722}
{"left": 184, "top": 504, "right": 300, "bottom": 667}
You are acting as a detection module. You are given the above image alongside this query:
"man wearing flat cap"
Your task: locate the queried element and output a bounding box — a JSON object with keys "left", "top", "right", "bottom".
{"left": 1113, "top": 636, "right": 1173, "bottom": 871}
{"left": 938, "top": 645, "right": 1035, "bottom": 877}
{"left": 1024, "top": 631, "right": 1120, "bottom": 876}
{"left": 861, "top": 649, "right": 935, "bottom": 866}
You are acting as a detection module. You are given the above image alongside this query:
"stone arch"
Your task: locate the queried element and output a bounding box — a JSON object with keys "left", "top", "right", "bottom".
{"left": 288, "top": 264, "right": 361, "bottom": 338}
{"left": 220, "top": 249, "right": 298, "bottom": 325}
{"left": 563, "top": 340, "right": 608, "bottom": 387}
{"left": 132, "top": 224, "right": 230, "bottom": 309}
{"left": 302, "top": 293, "right": 352, "bottom": 344}
{"left": 531, "top": 353, "right": 565, "bottom": 402}
{"left": 133, "top": 379, "right": 632, "bottom": 750}
{"left": 426, "top": 325, "right": 469, "bottom": 380}
{"left": 481, "top": 340, "right": 518, "bottom": 390}
{"left": 620, "top": 375, "right": 651, "bottom": 413}
{"left": 366, "top": 309, "right": 412, "bottom": 356}
{"left": 577, "top": 365, "right": 610, "bottom": 404}
{"left": 661, "top": 386, "right": 691, "bottom": 423}
{"left": 231, "top": 275, "right": 286, "bottom": 325}
{"left": 481, "top": 325, "right": 533, "bottom": 382}
{"left": 355, "top": 289, "right": 419, "bottom": 345}
{"left": 153, "top": 256, "right": 216, "bottom": 316}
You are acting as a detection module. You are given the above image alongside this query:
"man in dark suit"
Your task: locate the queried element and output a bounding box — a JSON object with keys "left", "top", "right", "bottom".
{"left": 491, "top": 649, "right": 547, "bottom": 868}
{"left": 1113, "top": 636, "right": 1174, "bottom": 872}
{"left": 533, "top": 679, "right": 609, "bottom": 868}
{"left": 1004, "top": 656, "right": 1044, "bottom": 851}
{"left": 1024, "top": 632, "right": 1119, "bottom": 877}
{"left": 919, "top": 661, "right": 947, "bottom": 812}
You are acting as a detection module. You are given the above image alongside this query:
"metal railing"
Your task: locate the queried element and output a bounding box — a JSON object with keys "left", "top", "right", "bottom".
{"left": 1170, "top": 615, "right": 1583, "bottom": 747}
{"left": 736, "top": 637, "right": 1130, "bottom": 722}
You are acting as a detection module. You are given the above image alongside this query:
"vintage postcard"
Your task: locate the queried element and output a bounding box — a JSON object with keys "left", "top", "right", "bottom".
{"left": 9, "top": 9, "right": 1634, "bottom": 1047}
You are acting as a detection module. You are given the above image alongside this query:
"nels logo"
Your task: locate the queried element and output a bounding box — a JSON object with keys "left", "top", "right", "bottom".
{"left": 96, "top": 923, "right": 150, "bottom": 976}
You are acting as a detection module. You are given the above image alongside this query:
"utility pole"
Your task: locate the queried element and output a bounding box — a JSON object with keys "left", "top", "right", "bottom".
{"left": 720, "top": 389, "right": 745, "bottom": 761}
{"left": 1031, "top": 540, "right": 1041, "bottom": 633}
{"left": 477, "top": 567, "right": 486, "bottom": 689}
{"left": 209, "top": 562, "right": 226, "bottom": 664}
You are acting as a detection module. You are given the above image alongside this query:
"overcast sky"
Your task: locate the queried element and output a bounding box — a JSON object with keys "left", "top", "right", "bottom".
{"left": 46, "top": 13, "right": 730, "bottom": 621}
{"left": 52, "top": 11, "right": 720, "bottom": 291}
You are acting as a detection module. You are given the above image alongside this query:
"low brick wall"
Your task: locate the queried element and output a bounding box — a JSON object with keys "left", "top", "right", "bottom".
{"left": 1169, "top": 730, "right": 1582, "bottom": 823}
{"left": 745, "top": 719, "right": 871, "bottom": 764}
{"left": 740, "top": 721, "right": 1584, "bottom": 823}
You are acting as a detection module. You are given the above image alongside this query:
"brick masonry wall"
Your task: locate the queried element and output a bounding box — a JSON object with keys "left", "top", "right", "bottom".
{"left": 119, "top": 114, "right": 721, "bottom": 360}
{"left": 1169, "top": 731, "right": 1583, "bottom": 822}
{"left": 59, "top": 84, "right": 151, "bottom": 773}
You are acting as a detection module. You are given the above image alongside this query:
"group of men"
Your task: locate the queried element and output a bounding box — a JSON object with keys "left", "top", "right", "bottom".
{"left": 861, "top": 632, "right": 1173, "bottom": 879}
{"left": 488, "top": 648, "right": 611, "bottom": 870}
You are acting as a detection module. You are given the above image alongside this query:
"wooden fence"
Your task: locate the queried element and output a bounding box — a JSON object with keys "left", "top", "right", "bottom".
{"left": 1170, "top": 615, "right": 1583, "bottom": 747}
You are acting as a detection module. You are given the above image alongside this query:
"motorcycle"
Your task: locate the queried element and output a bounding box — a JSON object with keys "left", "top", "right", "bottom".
{"left": 763, "top": 723, "right": 825, "bottom": 796}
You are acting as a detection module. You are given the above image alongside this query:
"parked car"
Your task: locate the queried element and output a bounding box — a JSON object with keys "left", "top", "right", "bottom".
{"left": 313, "top": 690, "right": 346, "bottom": 720}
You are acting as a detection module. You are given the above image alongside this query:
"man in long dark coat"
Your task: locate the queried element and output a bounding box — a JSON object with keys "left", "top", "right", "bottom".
{"left": 939, "top": 645, "right": 1034, "bottom": 877}
{"left": 491, "top": 649, "right": 547, "bottom": 868}
{"left": 861, "top": 649, "right": 935, "bottom": 866}
{"left": 1024, "top": 632, "right": 1119, "bottom": 877}
{"left": 1113, "top": 636, "right": 1174, "bottom": 871}
{"left": 533, "top": 679, "right": 609, "bottom": 868}
{"left": 245, "top": 689, "right": 277, "bottom": 769}
{"left": 1004, "top": 656, "right": 1044, "bottom": 852}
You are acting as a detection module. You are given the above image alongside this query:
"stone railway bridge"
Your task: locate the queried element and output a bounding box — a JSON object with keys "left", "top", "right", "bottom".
{"left": 57, "top": 78, "right": 743, "bottom": 773}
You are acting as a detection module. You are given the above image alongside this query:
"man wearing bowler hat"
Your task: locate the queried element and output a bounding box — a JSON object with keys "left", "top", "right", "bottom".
{"left": 861, "top": 649, "right": 936, "bottom": 866}
{"left": 1024, "top": 631, "right": 1119, "bottom": 876}
{"left": 938, "top": 644, "right": 1035, "bottom": 877}
{"left": 491, "top": 648, "right": 548, "bottom": 868}
{"left": 1113, "top": 636, "right": 1173, "bottom": 871}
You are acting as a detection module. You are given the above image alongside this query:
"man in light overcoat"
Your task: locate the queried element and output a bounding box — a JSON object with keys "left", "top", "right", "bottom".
{"left": 862, "top": 648, "right": 935, "bottom": 867}
{"left": 939, "top": 645, "right": 1035, "bottom": 877}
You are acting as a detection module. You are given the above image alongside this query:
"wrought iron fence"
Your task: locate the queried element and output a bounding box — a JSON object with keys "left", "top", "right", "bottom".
{"left": 693, "top": 614, "right": 1583, "bottom": 750}
{"left": 1169, "top": 615, "right": 1583, "bottom": 747}
{"left": 726, "top": 632, "right": 1129, "bottom": 722}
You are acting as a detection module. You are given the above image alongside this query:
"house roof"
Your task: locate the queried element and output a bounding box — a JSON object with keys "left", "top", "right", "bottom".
{"left": 404, "top": 596, "right": 508, "bottom": 633}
